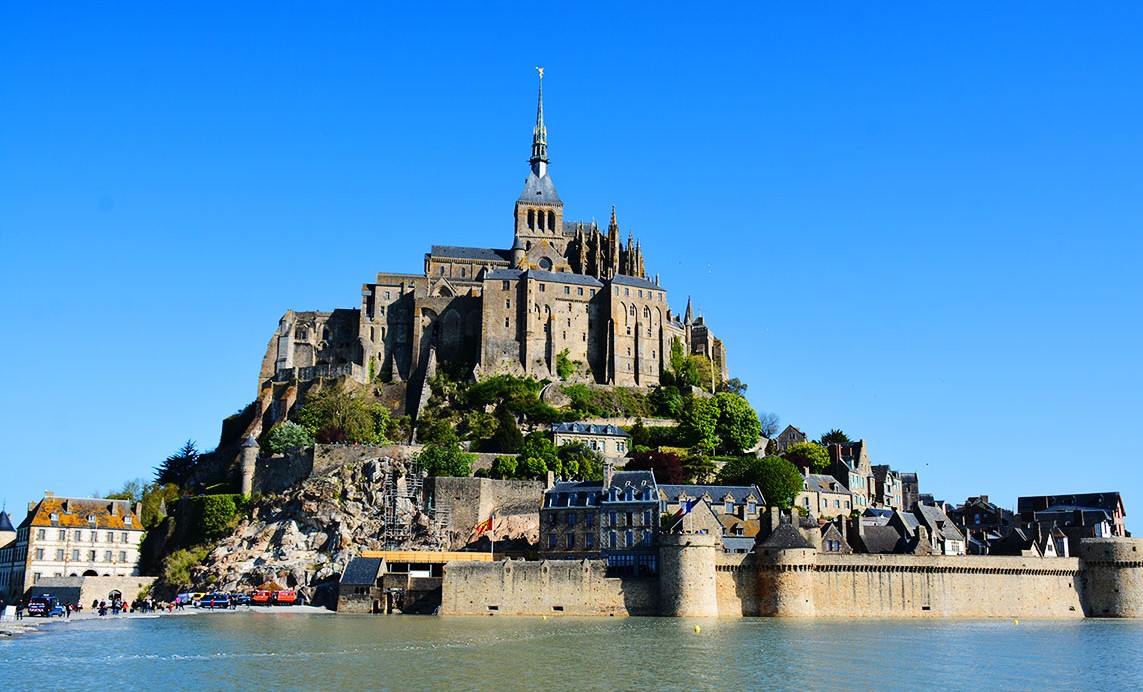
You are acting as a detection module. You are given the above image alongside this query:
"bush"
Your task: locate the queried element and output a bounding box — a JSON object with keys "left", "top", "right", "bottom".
{"left": 416, "top": 433, "right": 473, "bottom": 477}
{"left": 189, "top": 494, "right": 248, "bottom": 542}
{"left": 162, "top": 545, "right": 211, "bottom": 589}
{"left": 556, "top": 349, "right": 575, "bottom": 381}
{"left": 265, "top": 421, "right": 314, "bottom": 454}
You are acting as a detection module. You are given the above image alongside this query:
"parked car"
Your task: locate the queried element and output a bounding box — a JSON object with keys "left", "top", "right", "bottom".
{"left": 251, "top": 590, "right": 271, "bottom": 606}
{"left": 190, "top": 592, "right": 207, "bottom": 607}
{"left": 199, "top": 593, "right": 231, "bottom": 609}
{"left": 27, "top": 595, "right": 61, "bottom": 617}
{"left": 231, "top": 593, "right": 251, "bottom": 606}
{"left": 272, "top": 590, "right": 296, "bottom": 606}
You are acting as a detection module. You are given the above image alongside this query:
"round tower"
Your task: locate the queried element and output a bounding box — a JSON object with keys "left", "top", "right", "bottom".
{"left": 1079, "top": 538, "right": 1143, "bottom": 617}
{"left": 239, "top": 435, "right": 259, "bottom": 496}
{"left": 658, "top": 532, "right": 719, "bottom": 617}
{"left": 755, "top": 521, "right": 817, "bottom": 617}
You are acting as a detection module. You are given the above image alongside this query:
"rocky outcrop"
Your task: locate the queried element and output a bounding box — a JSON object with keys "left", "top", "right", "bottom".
{"left": 190, "top": 456, "right": 442, "bottom": 602}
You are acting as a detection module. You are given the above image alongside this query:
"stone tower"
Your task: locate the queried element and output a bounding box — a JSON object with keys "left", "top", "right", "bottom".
{"left": 513, "top": 68, "right": 567, "bottom": 271}
{"left": 239, "top": 435, "right": 259, "bottom": 496}
{"left": 658, "top": 532, "right": 719, "bottom": 617}
{"left": 755, "top": 521, "right": 817, "bottom": 617}
{"left": 1079, "top": 538, "right": 1143, "bottom": 617}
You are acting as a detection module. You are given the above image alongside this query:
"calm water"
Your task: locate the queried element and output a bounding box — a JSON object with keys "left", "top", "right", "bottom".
{"left": 3, "top": 611, "right": 1143, "bottom": 691}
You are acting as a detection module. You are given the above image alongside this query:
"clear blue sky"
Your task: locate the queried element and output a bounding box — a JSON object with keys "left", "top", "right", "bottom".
{"left": 1, "top": 4, "right": 1140, "bottom": 529}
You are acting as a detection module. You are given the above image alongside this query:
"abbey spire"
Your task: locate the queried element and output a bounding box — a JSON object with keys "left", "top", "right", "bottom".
{"left": 530, "top": 67, "right": 549, "bottom": 177}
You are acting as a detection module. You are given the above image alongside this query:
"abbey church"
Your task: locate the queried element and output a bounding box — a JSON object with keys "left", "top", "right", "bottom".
{"left": 258, "top": 74, "right": 727, "bottom": 406}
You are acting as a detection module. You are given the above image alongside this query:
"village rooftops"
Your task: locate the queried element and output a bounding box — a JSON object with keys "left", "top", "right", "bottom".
{"left": 20, "top": 494, "right": 142, "bottom": 531}
{"left": 551, "top": 422, "right": 629, "bottom": 437}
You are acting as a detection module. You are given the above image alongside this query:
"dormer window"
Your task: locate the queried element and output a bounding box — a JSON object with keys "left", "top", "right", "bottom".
{"left": 87, "top": 514, "right": 96, "bottom": 526}
{"left": 624, "top": 488, "right": 633, "bottom": 502}
{"left": 124, "top": 516, "right": 133, "bottom": 527}
{"left": 49, "top": 512, "right": 59, "bottom": 525}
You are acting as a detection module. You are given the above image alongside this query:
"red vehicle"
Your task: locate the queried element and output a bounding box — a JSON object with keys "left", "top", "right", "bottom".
{"left": 251, "top": 590, "right": 271, "bottom": 606}
{"left": 272, "top": 590, "right": 296, "bottom": 606}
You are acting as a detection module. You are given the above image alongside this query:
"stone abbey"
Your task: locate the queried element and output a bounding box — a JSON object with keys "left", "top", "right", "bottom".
{"left": 258, "top": 74, "right": 726, "bottom": 401}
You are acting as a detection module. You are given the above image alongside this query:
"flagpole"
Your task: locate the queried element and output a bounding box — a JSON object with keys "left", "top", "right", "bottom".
{"left": 490, "top": 513, "right": 495, "bottom": 560}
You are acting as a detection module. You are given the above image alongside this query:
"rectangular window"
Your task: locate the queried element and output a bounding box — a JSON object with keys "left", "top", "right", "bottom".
{"left": 502, "top": 281, "right": 510, "bottom": 290}
{"left": 505, "top": 318, "right": 510, "bottom": 328}
{"left": 72, "top": 549, "right": 80, "bottom": 561}
{"left": 567, "top": 534, "right": 575, "bottom": 549}
{"left": 34, "top": 548, "right": 44, "bottom": 560}
{"left": 586, "top": 513, "right": 594, "bottom": 527}
{"left": 89, "top": 550, "right": 96, "bottom": 561}
{"left": 56, "top": 549, "right": 65, "bottom": 561}
{"left": 107, "top": 532, "right": 114, "bottom": 543}
{"left": 609, "top": 532, "right": 617, "bottom": 548}
{"left": 590, "top": 289, "right": 596, "bottom": 296}
{"left": 539, "top": 284, "right": 545, "bottom": 292}
{"left": 548, "top": 534, "right": 557, "bottom": 549}
{"left": 36, "top": 529, "right": 45, "bottom": 540}
{"left": 643, "top": 530, "right": 652, "bottom": 546}
{"left": 59, "top": 530, "right": 66, "bottom": 540}
{"left": 505, "top": 299, "right": 511, "bottom": 308}
{"left": 105, "top": 550, "right": 112, "bottom": 562}
{"left": 586, "top": 533, "right": 594, "bottom": 548}
{"left": 549, "top": 513, "right": 557, "bottom": 527}
{"left": 567, "top": 513, "right": 576, "bottom": 526}
{"left": 725, "top": 501, "right": 734, "bottom": 513}
{"left": 121, "top": 532, "right": 128, "bottom": 543}
{"left": 626, "top": 530, "right": 634, "bottom": 547}
{"left": 577, "top": 287, "right": 584, "bottom": 296}
{"left": 638, "top": 290, "right": 643, "bottom": 298}
{"left": 119, "top": 551, "right": 127, "bottom": 562}
{"left": 564, "top": 286, "right": 570, "bottom": 294}
{"left": 643, "top": 510, "right": 652, "bottom": 526}
{"left": 609, "top": 512, "right": 617, "bottom": 527}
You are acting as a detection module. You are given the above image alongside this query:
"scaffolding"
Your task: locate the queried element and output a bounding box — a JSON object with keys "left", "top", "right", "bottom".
{"left": 380, "top": 460, "right": 424, "bottom": 549}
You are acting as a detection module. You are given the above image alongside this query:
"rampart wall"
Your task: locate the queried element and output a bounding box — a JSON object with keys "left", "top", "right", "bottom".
{"left": 808, "top": 554, "right": 1083, "bottom": 618}
{"left": 440, "top": 559, "right": 658, "bottom": 616}
{"left": 29, "top": 576, "right": 155, "bottom": 607}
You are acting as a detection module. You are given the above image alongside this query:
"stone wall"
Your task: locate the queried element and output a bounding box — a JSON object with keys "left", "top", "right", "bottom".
{"left": 252, "top": 444, "right": 421, "bottom": 495}
{"left": 440, "top": 559, "right": 658, "bottom": 616}
{"left": 427, "top": 477, "right": 544, "bottom": 550}
{"left": 807, "top": 554, "right": 1084, "bottom": 618}
{"left": 29, "top": 576, "right": 155, "bottom": 607}
{"left": 714, "top": 552, "right": 758, "bottom": 616}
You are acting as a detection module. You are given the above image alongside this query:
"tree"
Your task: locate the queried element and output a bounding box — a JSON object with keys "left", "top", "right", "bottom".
{"left": 556, "top": 443, "right": 604, "bottom": 481}
{"left": 717, "top": 456, "right": 804, "bottom": 510}
{"left": 682, "top": 453, "right": 718, "bottom": 484}
{"left": 296, "top": 382, "right": 391, "bottom": 444}
{"left": 784, "top": 441, "right": 830, "bottom": 472}
{"left": 688, "top": 355, "right": 715, "bottom": 393}
{"left": 266, "top": 421, "right": 315, "bottom": 454}
{"left": 626, "top": 450, "right": 685, "bottom": 484}
{"left": 489, "top": 455, "right": 518, "bottom": 480}
{"left": 713, "top": 392, "right": 761, "bottom": 455}
{"left": 650, "top": 385, "right": 684, "bottom": 418}
{"left": 416, "top": 432, "right": 472, "bottom": 477}
{"left": 758, "top": 412, "right": 781, "bottom": 439}
{"left": 518, "top": 431, "right": 558, "bottom": 478}
{"left": 156, "top": 440, "right": 199, "bottom": 485}
{"left": 818, "top": 429, "right": 851, "bottom": 445}
{"left": 677, "top": 396, "right": 720, "bottom": 452}
{"left": 106, "top": 479, "right": 143, "bottom": 503}
{"left": 555, "top": 348, "right": 575, "bottom": 381}
{"left": 718, "top": 378, "right": 748, "bottom": 396}
{"left": 487, "top": 405, "right": 524, "bottom": 453}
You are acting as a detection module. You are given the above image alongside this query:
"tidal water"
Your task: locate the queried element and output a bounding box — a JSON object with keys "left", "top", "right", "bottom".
{"left": 3, "top": 612, "right": 1142, "bottom": 691}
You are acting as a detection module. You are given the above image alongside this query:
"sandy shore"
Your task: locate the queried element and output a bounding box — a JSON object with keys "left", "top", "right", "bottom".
{"left": 0, "top": 604, "right": 333, "bottom": 638}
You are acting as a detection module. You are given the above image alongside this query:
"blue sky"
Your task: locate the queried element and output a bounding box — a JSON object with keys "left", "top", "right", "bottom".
{"left": 1, "top": 4, "right": 1140, "bottom": 529}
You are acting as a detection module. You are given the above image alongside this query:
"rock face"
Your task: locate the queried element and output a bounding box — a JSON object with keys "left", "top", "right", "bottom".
{"left": 191, "top": 457, "right": 444, "bottom": 603}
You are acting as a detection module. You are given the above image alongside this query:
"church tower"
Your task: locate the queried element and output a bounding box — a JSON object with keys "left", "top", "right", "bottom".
{"left": 513, "top": 68, "right": 568, "bottom": 272}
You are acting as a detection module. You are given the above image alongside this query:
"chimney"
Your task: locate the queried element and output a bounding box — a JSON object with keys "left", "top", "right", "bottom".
{"left": 980, "top": 495, "right": 988, "bottom": 504}
{"left": 838, "top": 516, "right": 847, "bottom": 543}
{"left": 109, "top": 502, "right": 119, "bottom": 516}
{"left": 603, "top": 461, "right": 614, "bottom": 487}
{"left": 135, "top": 501, "right": 143, "bottom": 519}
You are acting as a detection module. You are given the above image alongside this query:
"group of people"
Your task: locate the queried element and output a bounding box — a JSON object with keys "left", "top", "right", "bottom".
{"left": 93, "top": 597, "right": 161, "bottom": 616}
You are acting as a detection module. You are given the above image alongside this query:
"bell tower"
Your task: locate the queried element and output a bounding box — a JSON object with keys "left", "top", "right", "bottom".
{"left": 513, "top": 68, "right": 567, "bottom": 271}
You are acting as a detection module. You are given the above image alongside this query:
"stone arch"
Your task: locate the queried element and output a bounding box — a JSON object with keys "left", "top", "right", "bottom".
{"left": 83, "top": 569, "right": 98, "bottom": 577}
{"left": 440, "top": 308, "right": 462, "bottom": 357}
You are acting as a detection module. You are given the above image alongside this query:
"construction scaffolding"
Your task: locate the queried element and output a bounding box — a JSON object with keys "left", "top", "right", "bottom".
{"left": 381, "top": 460, "right": 424, "bottom": 549}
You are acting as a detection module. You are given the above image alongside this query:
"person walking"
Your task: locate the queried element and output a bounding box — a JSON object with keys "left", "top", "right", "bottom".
{"left": 15, "top": 600, "right": 24, "bottom": 620}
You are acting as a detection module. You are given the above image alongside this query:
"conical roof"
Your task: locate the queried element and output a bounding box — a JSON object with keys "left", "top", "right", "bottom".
{"left": 0, "top": 511, "right": 14, "bottom": 533}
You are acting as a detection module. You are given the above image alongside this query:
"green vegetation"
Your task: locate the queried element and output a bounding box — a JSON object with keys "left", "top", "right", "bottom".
{"left": 265, "top": 421, "right": 315, "bottom": 454}
{"left": 677, "top": 396, "right": 720, "bottom": 452}
{"left": 784, "top": 441, "right": 830, "bottom": 472}
{"left": 713, "top": 392, "right": 761, "bottom": 455}
{"left": 106, "top": 479, "right": 181, "bottom": 529}
{"left": 155, "top": 440, "right": 200, "bottom": 486}
{"left": 818, "top": 429, "right": 851, "bottom": 445}
{"left": 717, "top": 456, "right": 804, "bottom": 510}
{"left": 161, "top": 545, "right": 211, "bottom": 589}
{"left": 415, "top": 431, "right": 474, "bottom": 477}
{"left": 556, "top": 348, "right": 575, "bottom": 381}
{"left": 295, "top": 381, "right": 395, "bottom": 444}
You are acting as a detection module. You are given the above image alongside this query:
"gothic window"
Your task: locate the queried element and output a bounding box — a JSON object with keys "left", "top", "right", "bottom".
{"left": 548, "top": 211, "right": 555, "bottom": 231}
{"left": 643, "top": 306, "right": 650, "bottom": 319}
{"left": 629, "top": 305, "right": 636, "bottom": 316}
{"left": 528, "top": 209, "right": 535, "bottom": 230}
{"left": 440, "top": 267, "right": 445, "bottom": 276}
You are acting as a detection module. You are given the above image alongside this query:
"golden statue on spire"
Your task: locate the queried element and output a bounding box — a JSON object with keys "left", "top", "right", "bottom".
{"left": 536, "top": 66, "right": 544, "bottom": 79}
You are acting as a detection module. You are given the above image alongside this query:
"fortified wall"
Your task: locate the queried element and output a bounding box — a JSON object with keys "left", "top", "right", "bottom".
{"left": 440, "top": 537, "right": 1143, "bottom": 618}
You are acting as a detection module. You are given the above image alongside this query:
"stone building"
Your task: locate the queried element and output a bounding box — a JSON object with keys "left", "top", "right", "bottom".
{"left": 871, "top": 465, "right": 903, "bottom": 510}
{"left": 773, "top": 425, "right": 807, "bottom": 452}
{"left": 827, "top": 441, "right": 874, "bottom": 511}
{"left": 539, "top": 467, "right": 659, "bottom": 576}
{"left": 657, "top": 484, "right": 765, "bottom": 552}
{"left": 797, "top": 473, "right": 853, "bottom": 519}
{"left": 258, "top": 74, "right": 727, "bottom": 417}
{"left": 0, "top": 493, "right": 145, "bottom": 600}
{"left": 551, "top": 422, "right": 630, "bottom": 459}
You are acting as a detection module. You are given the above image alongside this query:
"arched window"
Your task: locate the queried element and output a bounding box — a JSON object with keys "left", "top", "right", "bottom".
{"left": 629, "top": 305, "right": 636, "bottom": 316}
{"left": 527, "top": 209, "right": 535, "bottom": 230}
{"left": 643, "top": 306, "right": 650, "bottom": 319}
{"left": 548, "top": 211, "right": 555, "bottom": 231}
{"left": 460, "top": 267, "right": 466, "bottom": 278}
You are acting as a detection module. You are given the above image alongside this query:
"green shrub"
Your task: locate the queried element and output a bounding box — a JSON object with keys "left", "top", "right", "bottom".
{"left": 266, "top": 421, "right": 314, "bottom": 454}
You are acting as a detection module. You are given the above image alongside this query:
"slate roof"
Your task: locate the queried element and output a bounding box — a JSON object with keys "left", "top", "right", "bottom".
{"left": 518, "top": 172, "right": 561, "bottom": 203}
{"left": 607, "top": 470, "right": 656, "bottom": 492}
{"left": 757, "top": 523, "right": 813, "bottom": 549}
{"left": 658, "top": 484, "right": 763, "bottom": 505}
{"left": 915, "top": 505, "right": 965, "bottom": 542}
{"left": 805, "top": 474, "right": 851, "bottom": 495}
{"left": 611, "top": 274, "right": 661, "bottom": 290}
{"left": 722, "top": 537, "right": 756, "bottom": 553}
{"left": 859, "top": 525, "right": 904, "bottom": 554}
{"left": 430, "top": 246, "right": 513, "bottom": 262}
{"left": 486, "top": 269, "right": 524, "bottom": 281}
{"left": 0, "top": 511, "right": 14, "bottom": 533}
{"left": 528, "top": 270, "right": 604, "bottom": 287}
{"left": 552, "top": 422, "right": 630, "bottom": 437}
{"left": 340, "top": 557, "right": 383, "bottom": 586}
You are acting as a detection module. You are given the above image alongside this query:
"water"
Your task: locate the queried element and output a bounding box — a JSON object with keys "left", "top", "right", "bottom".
{"left": 3, "top": 612, "right": 1143, "bottom": 690}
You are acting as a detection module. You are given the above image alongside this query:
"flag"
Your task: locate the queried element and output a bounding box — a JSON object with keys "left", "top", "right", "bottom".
{"left": 475, "top": 514, "right": 494, "bottom": 537}
{"left": 673, "top": 499, "right": 696, "bottom": 521}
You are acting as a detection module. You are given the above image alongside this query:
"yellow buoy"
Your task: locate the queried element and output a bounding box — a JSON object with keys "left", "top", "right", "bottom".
{"left": 1014, "top": 619, "right": 1019, "bottom": 625}
{"left": 542, "top": 615, "right": 547, "bottom": 620}
{"left": 694, "top": 625, "right": 701, "bottom": 633}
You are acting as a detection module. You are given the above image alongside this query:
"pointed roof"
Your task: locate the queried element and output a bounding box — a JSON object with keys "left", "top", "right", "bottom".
{"left": 530, "top": 67, "right": 548, "bottom": 166}
{"left": 684, "top": 296, "right": 695, "bottom": 325}
{"left": 0, "top": 511, "right": 15, "bottom": 533}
